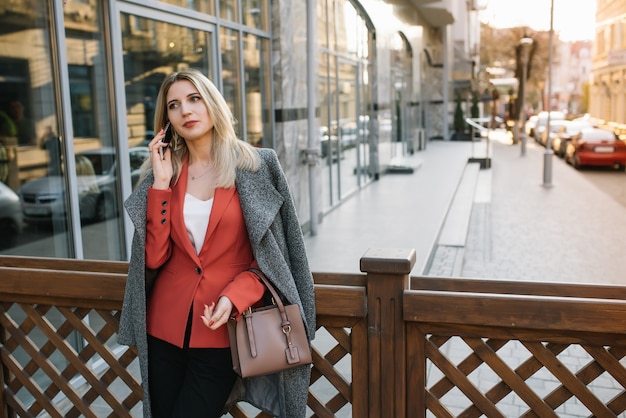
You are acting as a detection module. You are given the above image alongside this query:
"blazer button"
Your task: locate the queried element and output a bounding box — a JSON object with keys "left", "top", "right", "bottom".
{"left": 161, "top": 218, "right": 167, "bottom": 224}
{"left": 161, "top": 200, "right": 168, "bottom": 206}
{"left": 195, "top": 267, "right": 202, "bottom": 274}
{"left": 161, "top": 209, "right": 167, "bottom": 215}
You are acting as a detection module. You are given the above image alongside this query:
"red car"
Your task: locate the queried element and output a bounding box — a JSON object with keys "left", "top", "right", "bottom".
{"left": 565, "top": 128, "right": 626, "bottom": 170}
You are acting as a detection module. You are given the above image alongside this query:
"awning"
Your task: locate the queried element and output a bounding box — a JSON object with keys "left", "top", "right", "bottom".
{"left": 416, "top": 5, "right": 454, "bottom": 27}
{"left": 388, "top": 0, "right": 454, "bottom": 28}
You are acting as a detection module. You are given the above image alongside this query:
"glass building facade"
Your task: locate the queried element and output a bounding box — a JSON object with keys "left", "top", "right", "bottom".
{"left": 0, "top": 0, "right": 421, "bottom": 261}
{"left": 0, "top": 0, "right": 441, "bottom": 413}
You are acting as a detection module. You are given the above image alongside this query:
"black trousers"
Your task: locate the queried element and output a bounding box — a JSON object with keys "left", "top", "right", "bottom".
{"left": 147, "top": 334, "right": 237, "bottom": 418}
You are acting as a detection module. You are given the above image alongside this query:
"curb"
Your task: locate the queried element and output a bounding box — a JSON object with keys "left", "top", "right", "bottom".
{"left": 424, "top": 161, "right": 483, "bottom": 277}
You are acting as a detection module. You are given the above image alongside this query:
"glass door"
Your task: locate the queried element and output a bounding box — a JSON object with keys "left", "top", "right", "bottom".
{"left": 336, "top": 58, "right": 361, "bottom": 199}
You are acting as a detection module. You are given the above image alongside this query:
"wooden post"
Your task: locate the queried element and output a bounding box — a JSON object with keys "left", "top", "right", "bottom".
{"left": 360, "top": 248, "right": 416, "bottom": 418}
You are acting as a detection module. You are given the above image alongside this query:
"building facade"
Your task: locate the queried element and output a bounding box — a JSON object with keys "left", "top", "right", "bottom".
{"left": 0, "top": 0, "right": 459, "bottom": 262}
{"left": 590, "top": 0, "right": 626, "bottom": 123}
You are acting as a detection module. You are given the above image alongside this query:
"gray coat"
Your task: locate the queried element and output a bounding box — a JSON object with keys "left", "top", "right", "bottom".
{"left": 118, "top": 148, "right": 316, "bottom": 417}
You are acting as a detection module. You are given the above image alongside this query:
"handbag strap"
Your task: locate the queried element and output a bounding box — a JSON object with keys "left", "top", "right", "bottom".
{"left": 247, "top": 268, "right": 304, "bottom": 364}
{"left": 248, "top": 268, "right": 291, "bottom": 330}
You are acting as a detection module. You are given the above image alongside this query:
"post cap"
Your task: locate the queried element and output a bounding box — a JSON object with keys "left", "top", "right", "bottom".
{"left": 360, "top": 248, "right": 416, "bottom": 274}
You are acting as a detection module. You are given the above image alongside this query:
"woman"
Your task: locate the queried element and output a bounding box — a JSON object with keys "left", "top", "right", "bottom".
{"left": 118, "top": 68, "right": 315, "bottom": 418}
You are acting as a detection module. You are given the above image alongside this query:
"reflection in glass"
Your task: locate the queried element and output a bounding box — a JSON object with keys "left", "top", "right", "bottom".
{"left": 390, "top": 32, "right": 413, "bottom": 158}
{"left": 243, "top": 0, "right": 269, "bottom": 31}
{"left": 317, "top": 0, "right": 329, "bottom": 49}
{"left": 121, "top": 14, "right": 212, "bottom": 147}
{"left": 317, "top": 0, "right": 373, "bottom": 212}
{"left": 65, "top": 1, "right": 124, "bottom": 260}
{"left": 0, "top": 2, "right": 67, "bottom": 256}
{"left": 243, "top": 34, "right": 271, "bottom": 146}
{"left": 220, "top": 0, "right": 239, "bottom": 22}
{"left": 159, "top": 0, "right": 214, "bottom": 14}
{"left": 338, "top": 0, "right": 359, "bottom": 58}
{"left": 221, "top": 26, "right": 242, "bottom": 137}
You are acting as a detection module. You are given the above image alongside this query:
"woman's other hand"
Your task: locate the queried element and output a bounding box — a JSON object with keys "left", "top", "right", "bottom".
{"left": 201, "top": 297, "right": 234, "bottom": 330}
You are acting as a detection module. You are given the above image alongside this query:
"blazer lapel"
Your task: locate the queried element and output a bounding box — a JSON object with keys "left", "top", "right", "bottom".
{"left": 170, "top": 163, "right": 200, "bottom": 259}
{"left": 202, "top": 187, "right": 236, "bottom": 246}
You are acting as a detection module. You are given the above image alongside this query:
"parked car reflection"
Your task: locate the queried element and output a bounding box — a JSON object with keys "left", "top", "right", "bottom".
{"left": 0, "top": 181, "right": 24, "bottom": 249}
{"left": 565, "top": 128, "right": 626, "bottom": 170}
{"left": 319, "top": 126, "right": 340, "bottom": 159}
{"left": 18, "top": 146, "right": 149, "bottom": 224}
{"left": 320, "top": 119, "right": 369, "bottom": 160}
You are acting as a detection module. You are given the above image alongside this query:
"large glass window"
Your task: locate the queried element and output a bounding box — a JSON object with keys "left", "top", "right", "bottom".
{"left": 219, "top": 2, "right": 273, "bottom": 147}
{"left": 120, "top": 13, "right": 213, "bottom": 147}
{"left": 0, "top": 4, "right": 58, "bottom": 255}
{"left": 243, "top": 34, "right": 271, "bottom": 146}
{"left": 219, "top": 0, "right": 239, "bottom": 22}
{"left": 65, "top": 1, "right": 126, "bottom": 260}
{"left": 243, "top": 0, "right": 269, "bottom": 31}
{"left": 220, "top": 26, "right": 242, "bottom": 136}
{"left": 159, "top": 0, "right": 214, "bottom": 14}
{"left": 390, "top": 32, "right": 413, "bottom": 158}
{"left": 317, "top": 0, "right": 373, "bottom": 212}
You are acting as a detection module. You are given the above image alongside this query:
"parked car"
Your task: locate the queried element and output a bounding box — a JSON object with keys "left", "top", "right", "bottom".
{"left": 0, "top": 181, "right": 24, "bottom": 249}
{"left": 551, "top": 120, "right": 594, "bottom": 158}
{"left": 18, "top": 146, "right": 149, "bottom": 224}
{"left": 533, "top": 111, "right": 566, "bottom": 143}
{"left": 525, "top": 115, "right": 538, "bottom": 137}
{"left": 565, "top": 128, "right": 626, "bottom": 170}
{"left": 539, "top": 119, "right": 569, "bottom": 148}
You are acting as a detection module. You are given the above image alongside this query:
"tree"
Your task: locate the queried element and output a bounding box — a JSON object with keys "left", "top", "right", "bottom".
{"left": 453, "top": 94, "right": 465, "bottom": 139}
{"left": 480, "top": 23, "right": 554, "bottom": 116}
{"left": 471, "top": 92, "right": 479, "bottom": 119}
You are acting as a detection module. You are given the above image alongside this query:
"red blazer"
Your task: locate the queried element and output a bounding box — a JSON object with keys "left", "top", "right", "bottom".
{"left": 144, "top": 162, "right": 265, "bottom": 348}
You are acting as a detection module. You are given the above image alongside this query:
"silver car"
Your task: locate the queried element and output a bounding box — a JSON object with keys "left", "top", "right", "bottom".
{"left": 18, "top": 146, "right": 148, "bottom": 224}
{"left": 0, "top": 181, "right": 24, "bottom": 249}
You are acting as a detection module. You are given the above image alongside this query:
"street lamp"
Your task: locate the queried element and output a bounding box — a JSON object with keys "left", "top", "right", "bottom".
{"left": 543, "top": 0, "right": 555, "bottom": 187}
{"left": 519, "top": 37, "right": 533, "bottom": 157}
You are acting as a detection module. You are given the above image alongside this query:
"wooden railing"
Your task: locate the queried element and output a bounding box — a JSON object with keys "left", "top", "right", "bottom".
{"left": 1, "top": 249, "right": 626, "bottom": 417}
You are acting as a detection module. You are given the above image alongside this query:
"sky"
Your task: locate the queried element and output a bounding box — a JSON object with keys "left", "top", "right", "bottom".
{"left": 480, "top": 0, "right": 597, "bottom": 42}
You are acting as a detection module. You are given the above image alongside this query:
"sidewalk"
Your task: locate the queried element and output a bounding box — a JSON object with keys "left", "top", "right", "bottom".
{"left": 304, "top": 139, "right": 479, "bottom": 276}
{"left": 303, "top": 129, "right": 626, "bottom": 418}
{"left": 305, "top": 129, "right": 626, "bottom": 284}
{"left": 461, "top": 130, "right": 626, "bottom": 284}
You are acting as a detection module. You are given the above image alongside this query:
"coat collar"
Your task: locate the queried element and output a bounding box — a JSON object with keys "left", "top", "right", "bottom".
{"left": 125, "top": 151, "right": 283, "bottom": 248}
{"left": 236, "top": 159, "right": 284, "bottom": 246}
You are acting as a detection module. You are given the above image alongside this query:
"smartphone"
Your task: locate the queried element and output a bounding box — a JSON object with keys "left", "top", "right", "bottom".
{"left": 159, "top": 122, "right": 172, "bottom": 159}
{"left": 162, "top": 122, "right": 173, "bottom": 145}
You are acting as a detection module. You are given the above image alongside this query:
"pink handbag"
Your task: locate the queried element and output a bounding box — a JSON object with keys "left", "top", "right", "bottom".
{"left": 227, "top": 268, "right": 312, "bottom": 378}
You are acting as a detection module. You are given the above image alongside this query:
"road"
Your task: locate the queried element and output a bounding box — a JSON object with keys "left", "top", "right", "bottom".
{"left": 579, "top": 167, "right": 626, "bottom": 209}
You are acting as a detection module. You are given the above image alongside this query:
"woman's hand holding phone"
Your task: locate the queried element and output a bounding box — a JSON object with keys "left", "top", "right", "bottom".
{"left": 150, "top": 123, "right": 174, "bottom": 189}
{"left": 159, "top": 122, "right": 172, "bottom": 160}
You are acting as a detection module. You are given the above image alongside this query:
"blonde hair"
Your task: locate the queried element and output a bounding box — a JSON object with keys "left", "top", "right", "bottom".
{"left": 140, "top": 69, "right": 259, "bottom": 186}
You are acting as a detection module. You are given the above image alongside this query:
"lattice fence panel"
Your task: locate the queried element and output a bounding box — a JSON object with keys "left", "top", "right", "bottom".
{"left": 1, "top": 301, "right": 359, "bottom": 418}
{"left": 423, "top": 334, "right": 626, "bottom": 418}
{"left": 0, "top": 302, "right": 142, "bottom": 418}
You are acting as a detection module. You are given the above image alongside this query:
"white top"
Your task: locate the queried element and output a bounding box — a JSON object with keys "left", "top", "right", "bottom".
{"left": 183, "top": 193, "right": 214, "bottom": 254}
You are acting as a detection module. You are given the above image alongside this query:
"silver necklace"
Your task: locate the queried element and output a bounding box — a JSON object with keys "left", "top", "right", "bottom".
{"left": 191, "top": 169, "right": 211, "bottom": 181}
